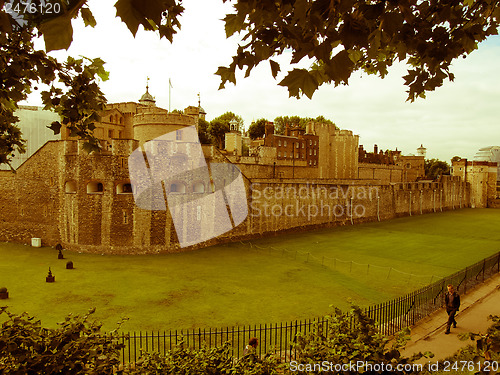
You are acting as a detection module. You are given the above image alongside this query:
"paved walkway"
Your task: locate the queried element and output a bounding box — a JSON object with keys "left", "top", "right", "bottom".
{"left": 402, "top": 272, "right": 500, "bottom": 362}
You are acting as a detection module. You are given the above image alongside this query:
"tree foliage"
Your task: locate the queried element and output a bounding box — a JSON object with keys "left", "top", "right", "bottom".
{"left": 0, "top": 307, "right": 124, "bottom": 374}
{"left": 458, "top": 315, "right": 500, "bottom": 364}
{"left": 425, "top": 158, "right": 450, "bottom": 180}
{"left": 124, "top": 342, "right": 283, "bottom": 375}
{"left": 0, "top": 1, "right": 108, "bottom": 168}
{"left": 273, "top": 115, "right": 337, "bottom": 135}
{"left": 293, "top": 306, "right": 430, "bottom": 373}
{"left": 218, "top": 0, "right": 500, "bottom": 101}
{"left": 248, "top": 118, "right": 268, "bottom": 139}
{"left": 208, "top": 111, "right": 244, "bottom": 148}
{"left": 3, "top": 0, "right": 496, "bottom": 103}
{"left": 1, "top": 0, "right": 499, "bottom": 166}
{"left": 0, "top": 305, "right": 433, "bottom": 374}
{"left": 208, "top": 119, "right": 229, "bottom": 149}
{"left": 197, "top": 118, "right": 211, "bottom": 145}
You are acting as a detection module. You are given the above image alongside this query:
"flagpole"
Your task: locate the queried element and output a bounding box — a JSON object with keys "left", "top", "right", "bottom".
{"left": 169, "top": 78, "right": 172, "bottom": 112}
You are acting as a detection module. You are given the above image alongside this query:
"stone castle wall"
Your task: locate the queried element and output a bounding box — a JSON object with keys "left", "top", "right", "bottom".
{"left": 0, "top": 140, "right": 471, "bottom": 254}
{"left": 0, "top": 141, "right": 62, "bottom": 244}
{"left": 133, "top": 112, "right": 197, "bottom": 146}
{"left": 358, "top": 162, "right": 404, "bottom": 183}
{"left": 314, "top": 125, "right": 359, "bottom": 180}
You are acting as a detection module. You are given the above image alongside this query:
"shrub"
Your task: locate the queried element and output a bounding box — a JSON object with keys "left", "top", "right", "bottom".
{"left": 0, "top": 307, "right": 125, "bottom": 374}
{"left": 0, "top": 306, "right": 433, "bottom": 374}
{"left": 292, "top": 306, "right": 431, "bottom": 374}
{"left": 0, "top": 287, "right": 7, "bottom": 293}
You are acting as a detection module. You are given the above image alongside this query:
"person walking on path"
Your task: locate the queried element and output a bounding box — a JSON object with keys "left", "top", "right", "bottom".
{"left": 444, "top": 284, "right": 460, "bottom": 334}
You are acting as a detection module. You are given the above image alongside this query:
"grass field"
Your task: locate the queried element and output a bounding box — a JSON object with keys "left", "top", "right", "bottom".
{"left": 1, "top": 208, "right": 500, "bottom": 332}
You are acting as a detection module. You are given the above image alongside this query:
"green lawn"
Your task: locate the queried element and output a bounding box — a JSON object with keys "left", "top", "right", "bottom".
{"left": 1, "top": 208, "right": 499, "bottom": 332}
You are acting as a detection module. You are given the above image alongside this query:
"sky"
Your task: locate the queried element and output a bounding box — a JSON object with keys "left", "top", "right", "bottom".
{"left": 23, "top": 0, "right": 500, "bottom": 162}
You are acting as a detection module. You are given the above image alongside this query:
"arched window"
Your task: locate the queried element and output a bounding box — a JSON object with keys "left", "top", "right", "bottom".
{"left": 193, "top": 182, "right": 205, "bottom": 193}
{"left": 116, "top": 183, "right": 133, "bottom": 194}
{"left": 65, "top": 181, "right": 77, "bottom": 193}
{"left": 87, "top": 181, "right": 104, "bottom": 194}
{"left": 170, "top": 183, "right": 186, "bottom": 193}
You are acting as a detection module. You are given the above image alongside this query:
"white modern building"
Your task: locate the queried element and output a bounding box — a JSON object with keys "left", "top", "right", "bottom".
{"left": 1, "top": 106, "right": 61, "bottom": 170}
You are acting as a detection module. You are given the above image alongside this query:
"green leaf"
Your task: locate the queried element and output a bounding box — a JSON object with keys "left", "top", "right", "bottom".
{"left": 278, "top": 69, "right": 318, "bottom": 99}
{"left": 80, "top": 7, "right": 96, "bottom": 28}
{"left": 47, "top": 121, "right": 62, "bottom": 135}
{"left": 270, "top": 60, "right": 280, "bottom": 79}
{"left": 38, "top": 14, "right": 74, "bottom": 52}
{"left": 325, "top": 50, "right": 354, "bottom": 85}
{"left": 132, "top": 0, "right": 165, "bottom": 25}
{"left": 224, "top": 13, "right": 242, "bottom": 38}
{"left": 91, "top": 58, "right": 109, "bottom": 82}
{"left": 348, "top": 49, "right": 362, "bottom": 63}
{"left": 115, "top": 0, "right": 141, "bottom": 36}
{"left": 215, "top": 66, "right": 236, "bottom": 86}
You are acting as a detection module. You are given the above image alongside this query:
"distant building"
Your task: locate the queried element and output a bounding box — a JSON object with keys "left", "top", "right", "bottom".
{"left": 474, "top": 146, "right": 500, "bottom": 181}
{"left": 224, "top": 118, "right": 243, "bottom": 156}
{"left": 1, "top": 106, "right": 60, "bottom": 170}
{"left": 416, "top": 144, "right": 427, "bottom": 158}
{"left": 0, "top": 85, "right": 473, "bottom": 254}
{"left": 452, "top": 146, "right": 500, "bottom": 207}
{"left": 358, "top": 144, "right": 425, "bottom": 183}
{"left": 264, "top": 123, "right": 320, "bottom": 167}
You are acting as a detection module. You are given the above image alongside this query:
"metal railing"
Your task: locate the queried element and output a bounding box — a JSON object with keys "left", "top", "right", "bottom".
{"left": 118, "top": 251, "right": 500, "bottom": 363}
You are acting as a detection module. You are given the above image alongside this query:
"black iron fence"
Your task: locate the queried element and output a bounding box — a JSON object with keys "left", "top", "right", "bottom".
{"left": 118, "top": 251, "right": 500, "bottom": 363}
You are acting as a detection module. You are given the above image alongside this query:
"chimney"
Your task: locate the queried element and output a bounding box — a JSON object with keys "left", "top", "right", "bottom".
{"left": 374, "top": 144, "right": 378, "bottom": 154}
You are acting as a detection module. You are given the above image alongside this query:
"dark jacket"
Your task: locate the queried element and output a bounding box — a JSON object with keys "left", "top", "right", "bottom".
{"left": 445, "top": 291, "right": 460, "bottom": 311}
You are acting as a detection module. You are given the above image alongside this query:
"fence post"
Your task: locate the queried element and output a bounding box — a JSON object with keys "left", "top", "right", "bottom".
{"left": 284, "top": 322, "right": 288, "bottom": 362}
{"left": 133, "top": 332, "right": 137, "bottom": 364}
{"left": 464, "top": 267, "right": 467, "bottom": 294}
{"left": 483, "top": 259, "right": 486, "bottom": 282}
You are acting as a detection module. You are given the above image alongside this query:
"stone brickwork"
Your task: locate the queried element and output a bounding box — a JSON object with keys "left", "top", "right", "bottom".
{"left": 358, "top": 163, "right": 403, "bottom": 183}
{"left": 0, "top": 136, "right": 471, "bottom": 254}
{"left": 313, "top": 124, "right": 358, "bottom": 179}
{"left": 452, "top": 159, "right": 497, "bottom": 208}
{"left": 0, "top": 141, "right": 62, "bottom": 245}
{"left": 0, "top": 98, "right": 473, "bottom": 254}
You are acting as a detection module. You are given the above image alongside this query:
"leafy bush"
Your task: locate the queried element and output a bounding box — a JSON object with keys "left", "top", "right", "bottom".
{"left": 123, "top": 342, "right": 284, "bottom": 375}
{"left": 0, "top": 306, "right": 436, "bottom": 374}
{"left": 292, "top": 306, "right": 430, "bottom": 374}
{"left": 459, "top": 315, "right": 500, "bottom": 361}
{"left": 418, "top": 316, "right": 500, "bottom": 375}
{"left": 0, "top": 307, "right": 124, "bottom": 374}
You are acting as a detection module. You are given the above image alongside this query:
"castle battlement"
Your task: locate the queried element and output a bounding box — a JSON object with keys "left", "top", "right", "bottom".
{"left": 133, "top": 112, "right": 196, "bottom": 127}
